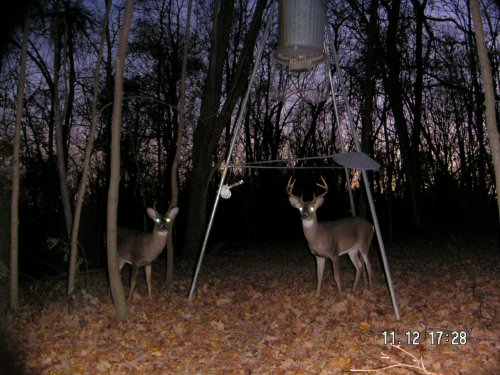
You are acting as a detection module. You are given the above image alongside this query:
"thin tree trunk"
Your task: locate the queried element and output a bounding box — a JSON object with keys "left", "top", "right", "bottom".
{"left": 165, "top": 0, "right": 193, "bottom": 287}
{"left": 107, "top": 0, "right": 135, "bottom": 320}
{"left": 297, "top": 102, "right": 324, "bottom": 161}
{"left": 184, "top": 0, "right": 268, "bottom": 259}
{"left": 466, "top": 2, "right": 488, "bottom": 196}
{"left": 183, "top": 0, "right": 235, "bottom": 259}
{"left": 10, "top": 9, "right": 30, "bottom": 312}
{"left": 52, "top": 6, "right": 73, "bottom": 238}
{"left": 469, "top": 0, "right": 500, "bottom": 223}
{"left": 359, "top": 0, "right": 379, "bottom": 219}
{"left": 382, "top": 0, "right": 421, "bottom": 228}
{"left": 68, "top": 0, "right": 111, "bottom": 296}
{"left": 410, "top": 0, "right": 427, "bottom": 204}
{"left": 381, "top": 108, "right": 394, "bottom": 242}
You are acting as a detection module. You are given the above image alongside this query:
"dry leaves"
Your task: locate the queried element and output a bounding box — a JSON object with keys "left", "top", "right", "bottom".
{"left": 5, "top": 234, "right": 499, "bottom": 374}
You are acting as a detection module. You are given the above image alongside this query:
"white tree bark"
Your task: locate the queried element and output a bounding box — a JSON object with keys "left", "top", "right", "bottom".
{"left": 107, "top": 0, "right": 135, "bottom": 320}
{"left": 469, "top": 0, "right": 500, "bottom": 223}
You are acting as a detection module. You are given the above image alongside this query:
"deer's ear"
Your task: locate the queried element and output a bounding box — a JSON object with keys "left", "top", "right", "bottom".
{"left": 314, "top": 197, "right": 324, "bottom": 209}
{"left": 146, "top": 207, "right": 158, "bottom": 220}
{"left": 289, "top": 196, "right": 302, "bottom": 209}
{"left": 168, "top": 207, "right": 179, "bottom": 219}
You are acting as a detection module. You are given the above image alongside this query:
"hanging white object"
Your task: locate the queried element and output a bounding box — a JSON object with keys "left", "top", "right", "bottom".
{"left": 220, "top": 180, "right": 244, "bottom": 199}
{"left": 220, "top": 186, "right": 232, "bottom": 199}
{"left": 272, "top": 0, "right": 327, "bottom": 72}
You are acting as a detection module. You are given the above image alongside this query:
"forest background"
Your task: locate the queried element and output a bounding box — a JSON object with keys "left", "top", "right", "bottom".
{"left": 0, "top": 0, "right": 498, "bottom": 283}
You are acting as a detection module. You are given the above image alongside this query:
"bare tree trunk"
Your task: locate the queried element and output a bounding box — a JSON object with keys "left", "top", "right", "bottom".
{"left": 465, "top": 3, "right": 488, "bottom": 196}
{"left": 10, "top": 10, "right": 30, "bottom": 312}
{"left": 469, "top": 0, "right": 500, "bottom": 223}
{"left": 381, "top": 109, "right": 394, "bottom": 242}
{"left": 183, "top": 0, "right": 268, "bottom": 259}
{"left": 67, "top": 0, "right": 112, "bottom": 296}
{"left": 183, "top": 0, "right": 235, "bottom": 259}
{"left": 107, "top": 0, "right": 135, "bottom": 320}
{"left": 359, "top": 0, "right": 379, "bottom": 219}
{"left": 381, "top": 0, "right": 421, "bottom": 228}
{"left": 52, "top": 5, "right": 73, "bottom": 238}
{"left": 409, "top": 0, "right": 427, "bottom": 204}
{"left": 165, "top": 0, "right": 193, "bottom": 287}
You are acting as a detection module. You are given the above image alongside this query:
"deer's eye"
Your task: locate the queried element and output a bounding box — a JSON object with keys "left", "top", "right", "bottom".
{"left": 299, "top": 207, "right": 303, "bottom": 211}
{"left": 155, "top": 218, "right": 161, "bottom": 224}
{"left": 310, "top": 207, "right": 314, "bottom": 212}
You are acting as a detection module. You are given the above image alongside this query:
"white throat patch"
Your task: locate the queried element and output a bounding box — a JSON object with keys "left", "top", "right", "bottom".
{"left": 302, "top": 219, "right": 315, "bottom": 228}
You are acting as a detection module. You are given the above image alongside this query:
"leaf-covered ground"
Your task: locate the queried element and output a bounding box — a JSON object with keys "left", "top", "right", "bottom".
{"left": 2, "top": 233, "right": 499, "bottom": 374}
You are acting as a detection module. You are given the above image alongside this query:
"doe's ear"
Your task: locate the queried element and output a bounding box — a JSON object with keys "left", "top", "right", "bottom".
{"left": 146, "top": 207, "right": 158, "bottom": 220}
{"left": 168, "top": 207, "right": 179, "bottom": 219}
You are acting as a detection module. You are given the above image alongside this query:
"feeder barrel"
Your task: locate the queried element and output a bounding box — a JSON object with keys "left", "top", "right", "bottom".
{"left": 272, "top": 0, "right": 327, "bottom": 72}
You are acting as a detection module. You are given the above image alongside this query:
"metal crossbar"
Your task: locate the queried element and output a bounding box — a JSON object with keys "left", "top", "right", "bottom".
{"left": 228, "top": 154, "right": 344, "bottom": 169}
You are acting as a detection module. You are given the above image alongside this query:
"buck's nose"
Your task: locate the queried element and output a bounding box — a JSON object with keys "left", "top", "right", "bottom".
{"left": 155, "top": 220, "right": 168, "bottom": 231}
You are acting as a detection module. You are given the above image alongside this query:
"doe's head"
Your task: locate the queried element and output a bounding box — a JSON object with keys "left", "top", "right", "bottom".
{"left": 147, "top": 206, "right": 179, "bottom": 232}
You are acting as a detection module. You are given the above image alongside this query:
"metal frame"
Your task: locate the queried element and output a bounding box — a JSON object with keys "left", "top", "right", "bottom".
{"left": 188, "top": 0, "right": 401, "bottom": 320}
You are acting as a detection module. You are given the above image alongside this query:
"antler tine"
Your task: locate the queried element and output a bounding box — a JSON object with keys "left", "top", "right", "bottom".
{"left": 315, "top": 175, "right": 329, "bottom": 198}
{"left": 286, "top": 176, "right": 298, "bottom": 198}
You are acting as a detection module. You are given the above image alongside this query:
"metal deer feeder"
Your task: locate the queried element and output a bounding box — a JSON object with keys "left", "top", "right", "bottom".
{"left": 189, "top": 0, "right": 401, "bottom": 321}
{"left": 272, "top": 0, "right": 327, "bottom": 72}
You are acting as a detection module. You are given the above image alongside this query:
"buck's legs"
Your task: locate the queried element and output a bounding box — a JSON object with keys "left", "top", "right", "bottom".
{"left": 348, "top": 250, "right": 364, "bottom": 291}
{"left": 145, "top": 264, "right": 152, "bottom": 299}
{"left": 315, "top": 256, "right": 325, "bottom": 297}
{"left": 360, "top": 252, "right": 373, "bottom": 290}
{"left": 331, "top": 255, "right": 342, "bottom": 295}
{"left": 361, "top": 252, "right": 368, "bottom": 288}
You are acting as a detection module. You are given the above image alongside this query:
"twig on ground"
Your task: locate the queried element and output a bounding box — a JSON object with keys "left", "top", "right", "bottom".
{"left": 351, "top": 345, "right": 443, "bottom": 374}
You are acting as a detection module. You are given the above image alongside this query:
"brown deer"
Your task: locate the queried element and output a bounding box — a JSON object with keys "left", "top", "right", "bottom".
{"left": 287, "top": 176, "right": 373, "bottom": 296}
{"left": 117, "top": 206, "right": 179, "bottom": 301}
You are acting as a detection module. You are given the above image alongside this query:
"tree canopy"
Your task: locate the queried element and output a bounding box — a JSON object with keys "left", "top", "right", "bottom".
{"left": 0, "top": 0, "right": 498, "bottom": 280}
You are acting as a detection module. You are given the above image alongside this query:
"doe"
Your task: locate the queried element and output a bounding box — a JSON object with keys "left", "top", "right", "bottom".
{"left": 117, "top": 206, "right": 179, "bottom": 301}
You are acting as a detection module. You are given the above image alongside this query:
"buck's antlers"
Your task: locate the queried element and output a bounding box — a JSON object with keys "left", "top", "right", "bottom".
{"left": 314, "top": 176, "right": 329, "bottom": 199}
{"left": 287, "top": 176, "right": 329, "bottom": 201}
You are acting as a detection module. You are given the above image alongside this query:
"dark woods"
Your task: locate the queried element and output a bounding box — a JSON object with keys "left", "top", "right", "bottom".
{"left": 0, "top": 0, "right": 498, "bottom": 281}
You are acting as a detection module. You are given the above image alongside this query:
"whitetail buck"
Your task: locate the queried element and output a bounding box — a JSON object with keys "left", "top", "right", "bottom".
{"left": 287, "top": 176, "right": 373, "bottom": 296}
{"left": 117, "top": 206, "right": 179, "bottom": 301}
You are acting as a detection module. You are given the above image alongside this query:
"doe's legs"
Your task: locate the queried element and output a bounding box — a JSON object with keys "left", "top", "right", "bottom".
{"left": 145, "top": 264, "right": 152, "bottom": 299}
{"left": 128, "top": 264, "right": 139, "bottom": 302}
